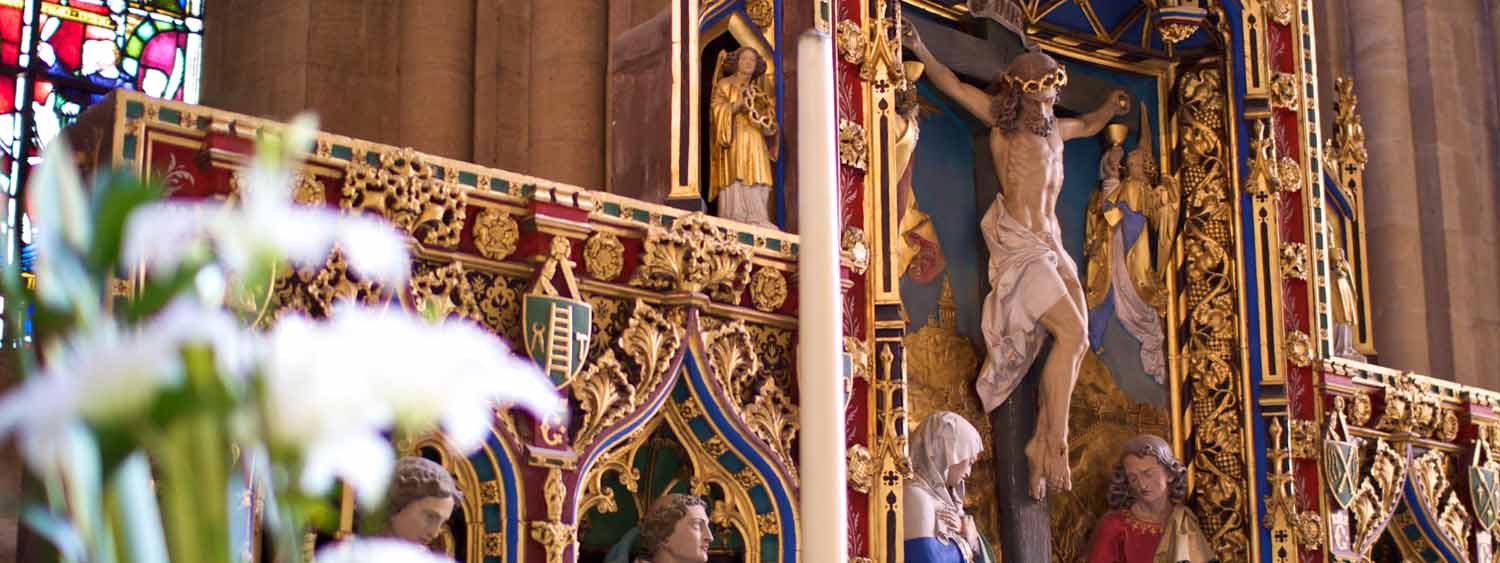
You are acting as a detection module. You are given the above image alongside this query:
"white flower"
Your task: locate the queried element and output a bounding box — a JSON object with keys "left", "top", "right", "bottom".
{"left": 0, "top": 298, "right": 252, "bottom": 475}
{"left": 120, "top": 113, "right": 410, "bottom": 286}
{"left": 315, "top": 538, "right": 457, "bottom": 563}
{"left": 258, "top": 307, "right": 562, "bottom": 505}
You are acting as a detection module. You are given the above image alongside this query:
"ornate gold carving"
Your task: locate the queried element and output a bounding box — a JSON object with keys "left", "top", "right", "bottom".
{"left": 273, "top": 248, "right": 389, "bottom": 319}
{"left": 1276, "top": 156, "right": 1302, "bottom": 193}
{"left": 583, "top": 232, "right": 624, "bottom": 281}
{"left": 1267, "top": 0, "right": 1294, "bottom": 25}
{"left": 1246, "top": 120, "right": 1278, "bottom": 196}
{"left": 292, "top": 172, "right": 325, "bottom": 206}
{"left": 629, "top": 213, "right": 752, "bottom": 303}
{"left": 341, "top": 147, "right": 467, "bottom": 247}
{"left": 543, "top": 467, "right": 565, "bottom": 521}
{"left": 1286, "top": 330, "right": 1313, "bottom": 368}
{"left": 837, "top": 20, "right": 865, "bottom": 65}
{"left": 574, "top": 300, "right": 684, "bottom": 451}
{"left": 838, "top": 119, "right": 867, "bottom": 170}
{"left": 842, "top": 227, "right": 869, "bottom": 275}
{"left": 847, "top": 444, "right": 874, "bottom": 493}
{"left": 410, "top": 262, "right": 480, "bottom": 322}
{"left": 756, "top": 513, "right": 777, "bottom": 535}
{"left": 1324, "top": 77, "right": 1368, "bottom": 175}
{"left": 705, "top": 436, "right": 728, "bottom": 457}
{"left": 1289, "top": 419, "right": 1318, "bottom": 458}
{"left": 481, "top": 481, "right": 502, "bottom": 505}
{"left": 705, "top": 319, "right": 799, "bottom": 482}
{"left": 483, "top": 532, "right": 504, "bottom": 557}
{"left": 749, "top": 267, "right": 787, "bottom": 312}
{"left": 1174, "top": 69, "right": 1250, "bottom": 562}
{"left": 1352, "top": 392, "right": 1373, "bottom": 426}
{"left": 859, "top": 1, "right": 904, "bottom": 87}
{"left": 1440, "top": 410, "right": 1460, "bottom": 442}
{"left": 474, "top": 273, "right": 524, "bottom": 345}
{"left": 473, "top": 208, "right": 519, "bottom": 261}
{"left": 844, "top": 336, "right": 871, "bottom": 382}
{"left": 1351, "top": 439, "right": 1408, "bottom": 555}
{"left": 1412, "top": 449, "right": 1472, "bottom": 553}
{"left": 745, "top": 0, "right": 772, "bottom": 28}
{"left": 1271, "top": 72, "right": 1300, "bottom": 111}
{"left": 679, "top": 400, "right": 701, "bottom": 420}
{"left": 528, "top": 521, "right": 575, "bottom": 563}
{"left": 1281, "top": 242, "right": 1308, "bottom": 280}
{"left": 578, "top": 440, "right": 640, "bottom": 516}
{"left": 1377, "top": 373, "right": 1443, "bottom": 437}
{"left": 1267, "top": 420, "right": 1326, "bottom": 551}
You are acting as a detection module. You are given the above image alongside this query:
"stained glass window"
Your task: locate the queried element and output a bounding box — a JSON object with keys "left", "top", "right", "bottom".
{"left": 1, "top": 0, "right": 203, "bottom": 344}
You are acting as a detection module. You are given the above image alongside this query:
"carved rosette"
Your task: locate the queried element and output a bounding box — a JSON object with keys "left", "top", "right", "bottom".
{"left": 749, "top": 267, "right": 787, "bottom": 312}
{"left": 838, "top": 119, "right": 867, "bottom": 170}
{"left": 1286, "top": 330, "right": 1313, "bottom": 367}
{"left": 1271, "top": 72, "right": 1300, "bottom": 111}
{"left": 1282, "top": 242, "right": 1309, "bottom": 280}
{"left": 837, "top": 20, "right": 865, "bottom": 65}
{"left": 745, "top": 0, "right": 772, "bottom": 28}
{"left": 629, "top": 213, "right": 752, "bottom": 303}
{"left": 847, "top": 444, "right": 874, "bottom": 493}
{"left": 1276, "top": 156, "right": 1302, "bottom": 193}
{"left": 473, "top": 208, "right": 519, "bottom": 261}
{"left": 1267, "top": 0, "right": 1294, "bottom": 25}
{"left": 841, "top": 227, "right": 869, "bottom": 275}
{"left": 583, "top": 232, "right": 625, "bottom": 281}
{"left": 341, "top": 147, "right": 467, "bottom": 247}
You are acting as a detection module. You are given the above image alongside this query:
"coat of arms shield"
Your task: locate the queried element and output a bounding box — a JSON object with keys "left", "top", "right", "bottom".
{"left": 522, "top": 294, "right": 593, "bottom": 387}
{"left": 1325, "top": 438, "right": 1359, "bottom": 510}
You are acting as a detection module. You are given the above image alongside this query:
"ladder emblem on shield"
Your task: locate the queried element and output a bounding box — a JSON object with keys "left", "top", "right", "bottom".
{"left": 522, "top": 235, "right": 592, "bottom": 388}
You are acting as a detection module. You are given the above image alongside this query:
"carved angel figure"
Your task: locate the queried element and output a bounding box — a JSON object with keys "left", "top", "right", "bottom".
{"left": 1084, "top": 108, "right": 1177, "bottom": 390}
{"left": 709, "top": 47, "right": 779, "bottom": 229}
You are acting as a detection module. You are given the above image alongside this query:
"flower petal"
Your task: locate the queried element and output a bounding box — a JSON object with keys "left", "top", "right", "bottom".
{"left": 315, "top": 538, "right": 458, "bottom": 563}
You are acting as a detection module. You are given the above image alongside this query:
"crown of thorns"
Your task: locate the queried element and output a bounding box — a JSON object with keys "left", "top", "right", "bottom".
{"left": 1002, "top": 65, "right": 1068, "bottom": 93}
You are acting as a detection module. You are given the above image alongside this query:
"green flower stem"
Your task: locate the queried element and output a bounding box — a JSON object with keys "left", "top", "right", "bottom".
{"left": 153, "top": 413, "right": 230, "bottom": 563}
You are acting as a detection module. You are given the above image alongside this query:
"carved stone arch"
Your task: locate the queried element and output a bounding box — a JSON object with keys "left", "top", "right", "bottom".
{"left": 1387, "top": 448, "right": 1472, "bottom": 563}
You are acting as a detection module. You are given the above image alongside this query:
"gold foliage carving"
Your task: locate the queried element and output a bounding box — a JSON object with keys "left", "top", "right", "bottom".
{"left": 572, "top": 350, "right": 634, "bottom": 451}
{"left": 410, "top": 262, "right": 480, "bottom": 322}
{"left": 292, "top": 172, "right": 326, "bottom": 206}
{"left": 842, "top": 227, "right": 869, "bottom": 275}
{"left": 621, "top": 300, "right": 684, "bottom": 390}
{"left": 481, "top": 481, "right": 501, "bottom": 505}
{"left": 1246, "top": 120, "right": 1278, "bottom": 197}
{"left": 1271, "top": 72, "right": 1300, "bottom": 111}
{"left": 1265, "top": 420, "right": 1325, "bottom": 551}
{"left": 745, "top": 0, "right": 772, "bottom": 28}
{"left": 1352, "top": 392, "right": 1373, "bottom": 426}
{"left": 1286, "top": 331, "right": 1313, "bottom": 368}
{"left": 704, "top": 319, "right": 799, "bottom": 483}
{"left": 1281, "top": 242, "right": 1308, "bottom": 281}
{"left": 273, "top": 248, "right": 389, "bottom": 320}
{"left": 473, "top": 208, "right": 519, "bottom": 261}
{"left": 543, "top": 467, "right": 565, "bottom": 521}
{"left": 528, "top": 521, "right": 575, "bottom": 563}
{"left": 837, "top": 20, "right": 865, "bottom": 65}
{"left": 577, "top": 441, "right": 640, "bottom": 516}
{"left": 583, "top": 232, "right": 625, "bottom": 281}
{"left": 847, "top": 444, "right": 874, "bottom": 493}
{"left": 574, "top": 299, "right": 683, "bottom": 452}
{"left": 483, "top": 532, "right": 504, "bottom": 556}
{"left": 1351, "top": 439, "right": 1407, "bottom": 555}
{"left": 472, "top": 272, "right": 524, "bottom": 346}
{"left": 749, "top": 267, "right": 787, "bottom": 312}
{"left": 858, "top": 2, "right": 904, "bottom": 87}
{"left": 839, "top": 119, "right": 867, "bottom": 170}
{"left": 1377, "top": 373, "right": 1443, "bottom": 438}
{"left": 629, "top": 213, "right": 752, "bottom": 303}
{"left": 1324, "top": 77, "right": 1368, "bottom": 175}
{"left": 341, "top": 147, "right": 467, "bottom": 247}
{"left": 1277, "top": 157, "right": 1302, "bottom": 193}
{"left": 1288, "top": 420, "right": 1318, "bottom": 459}
{"left": 1412, "top": 448, "right": 1471, "bottom": 554}
{"left": 1174, "top": 68, "right": 1250, "bottom": 562}
{"left": 1267, "top": 0, "right": 1294, "bottom": 25}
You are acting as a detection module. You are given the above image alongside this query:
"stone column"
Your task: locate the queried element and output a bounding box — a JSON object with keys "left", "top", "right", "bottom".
{"left": 530, "top": 0, "right": 608, "bottom": 187}
{"left": 1400, "top": 0, "right": 1500, "bottom": 383}
{"left": 1343, "top": 0, "right": 1433, "bottom": 374}
{"left": 399, "top": 0, "right": 475, "bottom": 161}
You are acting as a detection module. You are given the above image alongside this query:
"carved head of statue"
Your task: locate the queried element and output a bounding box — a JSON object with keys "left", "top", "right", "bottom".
{"left": 1106, "top": 434, "right": 1187, "bottom": 511}
{"left": 723, "top": 47, "right": 768, "bottom": 80}
{"left": 639, "top": 494, "right": 712, "bottom": 563}
{"left": 911, "top": 412, "right": 984, "bottom": 499}
{"left": 988, "top": 51, "right": 1066, "bottom": 136}
{"left": 384, "top": 457, "right": 463, "bottom": 546}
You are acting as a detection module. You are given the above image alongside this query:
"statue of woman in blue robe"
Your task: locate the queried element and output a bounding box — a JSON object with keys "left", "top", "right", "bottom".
{"left": 904, "top": 412, "right": 996, "bottom": 563}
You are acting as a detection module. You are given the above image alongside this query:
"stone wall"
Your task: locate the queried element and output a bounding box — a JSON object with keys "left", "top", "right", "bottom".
{"left": 1315, "top": 0, "right": 1500, "bottom": 388}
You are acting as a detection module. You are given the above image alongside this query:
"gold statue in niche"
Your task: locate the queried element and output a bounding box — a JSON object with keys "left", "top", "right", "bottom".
{"left": 710, "top": 47, "right": 779, "bottom": 229}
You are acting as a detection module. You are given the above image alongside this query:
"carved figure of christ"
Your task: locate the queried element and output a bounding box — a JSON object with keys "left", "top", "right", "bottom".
{"left": 904, "top": 23, "right": 1128, "bottom": 499}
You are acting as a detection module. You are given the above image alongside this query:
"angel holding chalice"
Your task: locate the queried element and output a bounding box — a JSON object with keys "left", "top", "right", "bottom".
{"left": 709, "top": 46, "right": 779, "bottom": 229}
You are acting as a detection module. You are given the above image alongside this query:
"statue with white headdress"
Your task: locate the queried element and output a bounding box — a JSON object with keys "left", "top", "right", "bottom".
{"left": 904, "top": 411, "right": 995, "bottom": 563}
{"left": 1083, "top": 105, "right": 1178, "bottom": 404}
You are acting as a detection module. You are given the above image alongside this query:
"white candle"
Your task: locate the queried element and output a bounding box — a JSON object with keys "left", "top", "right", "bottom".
{"left": 795, "top": 29, "right": 848, "bottom": 563}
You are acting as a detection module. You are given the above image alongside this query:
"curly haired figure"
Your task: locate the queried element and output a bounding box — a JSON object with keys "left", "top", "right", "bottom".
{"left": 381, "top": 457, "right": 463, "bottom": 547}
{"left": 904, "top": 27, "right": 1129, "bottom": 499}
{"left": 1085, "top": 435, "right": 1214, "bottom": 563}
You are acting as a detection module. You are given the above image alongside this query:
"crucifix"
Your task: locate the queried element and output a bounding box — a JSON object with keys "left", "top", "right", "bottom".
{"left": 902, "top": 6, "right": 1140, "bottom": 562}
